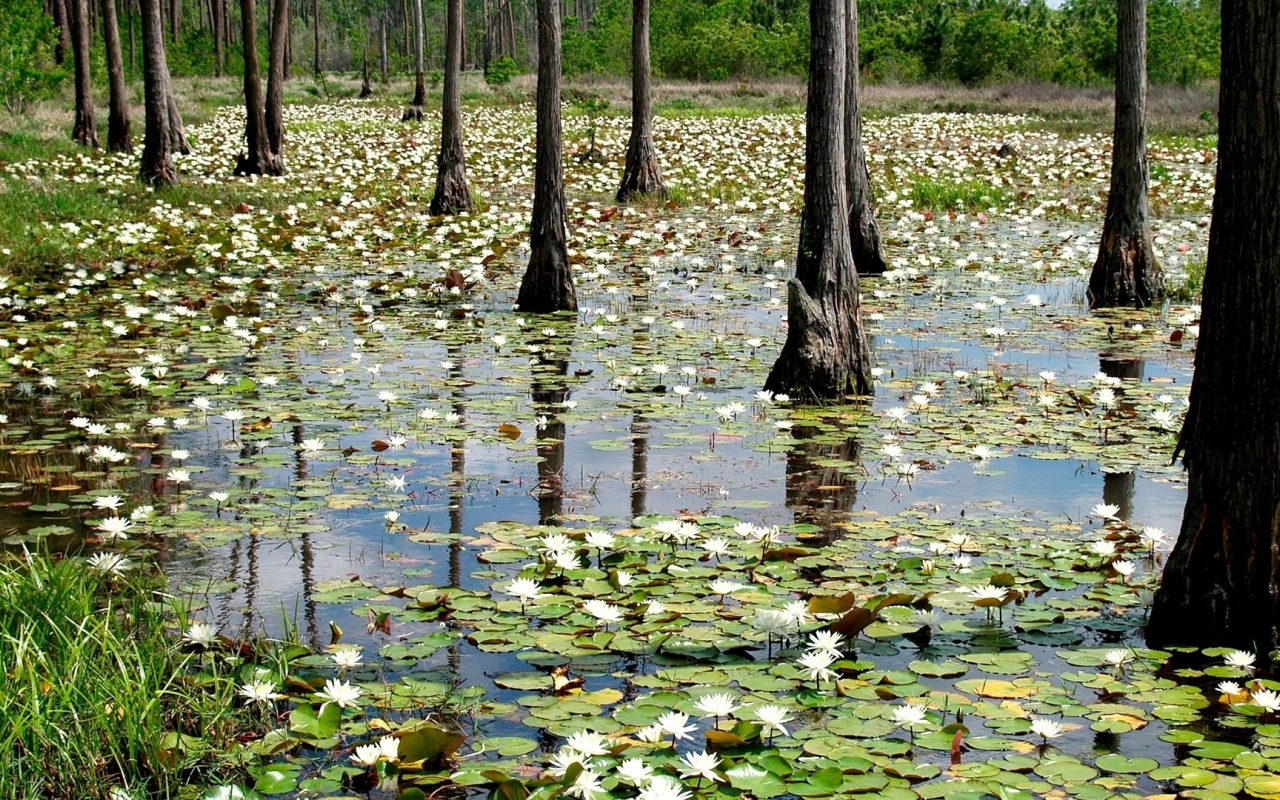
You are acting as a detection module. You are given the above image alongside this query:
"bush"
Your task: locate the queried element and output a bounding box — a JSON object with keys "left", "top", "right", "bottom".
{"left": 484, "top": 56, "right": 518, "bottom": 86}
{"left": 0, "top": 0, "right": 63, "bottom": 114}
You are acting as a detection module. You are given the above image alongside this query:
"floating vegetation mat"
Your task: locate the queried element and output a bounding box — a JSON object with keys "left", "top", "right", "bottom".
{"left": 2, "top": 103, "right": 1269, "bottom": 800}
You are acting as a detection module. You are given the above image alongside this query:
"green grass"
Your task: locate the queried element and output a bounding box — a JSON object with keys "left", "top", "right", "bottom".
{"left": 909, "top": 178, "right": 1009, "bottom": 213}
{"left": 0, "top": 556, "right": 241, "bottom": 799}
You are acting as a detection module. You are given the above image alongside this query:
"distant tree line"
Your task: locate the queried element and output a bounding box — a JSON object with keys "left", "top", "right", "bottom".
{"left": 2, "top": 0, "right": 1220, "bottom": 111}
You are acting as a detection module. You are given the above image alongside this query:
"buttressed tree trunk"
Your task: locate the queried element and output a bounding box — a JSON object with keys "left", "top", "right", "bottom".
{"left": 236, "top": 0, "right": 282, "bottom": 174}
{"left": 162, "top": 48, "right": 191, "bottom": 153}
{"left": 430, "top": 0, "right": 474, "bottom": 215}
{"left": 616, "top": 0, "right": 665, "bottom": 202}
{"left": 138, "top": 0, "right": 177, "bottom": 186}
{"left": 516, "top": 0, "right": 576, "bottom": 314}
{"left": 764, "top": 0, "right": 872, "bottom": 400}
{"left": 1088, "top": 0, "right": 1164, "bottom": 308}
{"left": 103, "top": 0, "right": 133, "bottom": 152}
{"left": 1147, "top": 0, "right": 1280, "bottom": 650}
{"left": 403, "top": 0, "right": 425, "bottom": 120}
{"left": 70, "top": 0, "right": 99, "bottom": 148}
{"left": 265, "top": 0, "right": 289, "bottom": 161}
{"left": 845, "top": 0, "right": 884, "bottom": 275}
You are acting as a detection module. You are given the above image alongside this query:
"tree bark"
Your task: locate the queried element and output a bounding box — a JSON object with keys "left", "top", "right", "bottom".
{"left": 128, "top": 0, "right": 136, "bottom": 73}
{"left": 403, "top": 0, "right": 425, "bottom": 120}
{"left": 380, "top": 14, "right": 389, "bottom": 83}
{"left": 431, "top": 0, "right": 474, "bottom": 215}
{"left": 764, "top": 0, "right": 872, "bottom": 400}
{"left": 139, "top": 0, "right": 177, "bottom": 186}
{"left": 265, "top": 0, "right": 288, "bottom": 160}
{"left": 311, "top": 0, "right": 319, "bottom": 74}
{"left": 517, "top": 0, "right": 577, "bottom": 314}
{"left": 1146, "top": 0, "right": 1280, "bottom": 650}
{"left": 102, "top": 0, "right": 133, "bottom": 152}
{"left": 616, "top": 0, "right": 665, "bottom": 202}
{"left": 845, "top": 0, "right": 885, "bottom": 275}
{"left": 163, "top": 55, "right": 191, "bottom": 153}
{"left": 52, "top": 0, "right": 71, "bottom": 65}
{"left": 170, "top": 0, "right": 179, "bottom": 42}
{"left": 211, "top": 0, "right": 222, "bottom": 74}
{"left": 236, "top": 0, "right": 282, "bottom": 174}
{"left": 1088, "top": 0, "right": 1164, "bottom": 309}
{"left": 70, "top": 0, "right": 99, "bottom": 148}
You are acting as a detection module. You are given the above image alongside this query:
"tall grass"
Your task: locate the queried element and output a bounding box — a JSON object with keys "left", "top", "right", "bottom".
{"left": 909, "top": 178, "right": 1009, "bottom": 213}
{"left": 0, "top": 556, "right": 239, "bottom": 799}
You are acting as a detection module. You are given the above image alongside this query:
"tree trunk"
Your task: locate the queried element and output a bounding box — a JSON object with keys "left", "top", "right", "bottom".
{"left": 403, "top": 0, "right": 425, "bottom": 119}
{"left": 311, "top": 0, "right": 319, "bottom": 74}
{"left": 236, "top": 0, "right": 281, "bottom": 174}
{"left": 211, "top": 0, "right": 222, "bottom": 75}
{"left": 431, "top": 0, "right": 474, "bottom": 215}
{"left": 284, "top": 9, "right": 291, "bottom": 79}
{"left": 139, "top": 0, "right": 177, "bottom": 186}
{"left": 845, "top": 0, "right": 884, "bottom": 275}
{"left": 161, "top": 33, "right": 191, "bottom": 152}
{"left": 170, "top": 0, "right": 178, "bottom": 42}
{"left": 70, "top": 0, "right": 99, "bottom": 147}
{"left": 616, "top": 0, "right": 665, "bottom": 202}
{"left": 128, "top": 0, "right": 136, "bottom": 73}
{"left": 103, "top": 0, "right": 133, "bottom": 152}
{"left": 516, "top": 0, "right": 576, "bottom": 314}
{"left": 764, "top": 0, "right": 872, "bottom": 400}
{"left": 1088, "top": 0, "right": 1164, "bottom": 309}
{"left": 380, "top": 14, "right": 389, "bottom": 83}
{"left": 505, "top": 0, "right": 516, "bottom": 58}
{"left": 265, "top": 0, "right": 288, "bottom": 159}
{"left": 52, "top": 0, "right": 71, "bottom": 65}
{"left": 402, "top": 0, "right": 409, "bottom": 58}
{"left": 1147, "top": 0, "right": 1280, "bottom": 651}
{"left": 360, "top": 35, "right": 373, "bottom": 97}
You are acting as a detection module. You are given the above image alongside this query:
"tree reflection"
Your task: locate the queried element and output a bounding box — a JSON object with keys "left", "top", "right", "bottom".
{"left": 532, "top": 356, "right": 569, "bottom": 526}
{"left": 784, "top": 425, "right": 860, "bottom": 545}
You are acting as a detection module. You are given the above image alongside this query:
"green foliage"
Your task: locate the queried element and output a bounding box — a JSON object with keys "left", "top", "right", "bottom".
{"left": 0, "top": 0, "right": 63, "bottom": 114}
{"left": 484, "top": 56, "right": 518, "bottom": 86}
{"left": 0, "top": 556, "right": 240, "bottom": 798}
{"left": 910, "top": 178, "right": 1009, "bottom": 212}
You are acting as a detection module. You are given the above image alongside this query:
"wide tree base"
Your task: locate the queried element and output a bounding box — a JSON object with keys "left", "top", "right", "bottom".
{"left": 617, "top": 157, "right": 667, "bottom": 204}
{"left": 764, "top": 278, "right": 872, "bottom": 400}
{"left": 430, "top": 167, "right": 473, "bottom": 216}
{"left": 850, "top": 207, "right": 886, "bottom": 275}
{"left": 401, "top": 106, "right": 424, "bottom": 123}
{"left": 234, "top": 149, "right": 284, "bottom": 177}
{"left": 1088, "top": 229, "right": 1165, "bottom": 309}
{"left": 517, "top": 242, "right": 577, "bottom": 315}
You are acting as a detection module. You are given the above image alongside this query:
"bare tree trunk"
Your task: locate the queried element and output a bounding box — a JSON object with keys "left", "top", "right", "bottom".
{"left": 103, "top": 0, "right": 133, "bottom": 152}
{"left": 380, "top": 14, "right": 389, "bottom": 82}
{"left": 70, "top": 0, "right": 99, "bottom": 147}
{"left": 764, "top": 0, "right": 872, "bottom": 400}
{"left": 161, "top": 33, "right": 191, "bottom": 152}
{"left": 403, "top": 0, "right": 425, "bottom": 120}
{"left": 128, "top": 0, "right": 136, "bottom": 72}
{"left": 402, "top": 0, "right": 409, "bottom": 58}
{"left": 236, "top": 0, "right": 281, "bottom": 174}
{"left": 1088, "top": 0, "right": 1164, "bottom": 308}
{"left": 431, "top": 0, "right": 474, "bottom": 214}
{"left": 265, "top": 0, "right": 288, "bottom": 159}
{"left": 211, "top": 0, "right": 222, "bottom": 75}
{"left": 1147, "top": 0, "right": 1280, "bottom": 651}
{"left": 482, "top": 0, "right": 492, "bottom": 70}
{"left": 616, "top": 0, "right": 665, "bottom": 202}
{"left": 360, "top": 28, "right": 373, "bottom": 97}
{"left": 505, "top": 0, "right": 516, "bottom": 57}
{"left": 170, "top": 0, "right": 179, "bottom": 42}
{"left": 517, "top": 0, "right": 576, "bottom": 314}
{"left": 139, "top": 0, "right": 177, "bottom": 186}
{"left": 52, "top": 0, "right": 71, "bottom": 65}
{"left": 845, "top": 0, "right": 884, "bottom": 275}
{"left": 284, "top": 9, "right": 291, "bottom": 79}
{"left": 311, "top": 0, "right": 319, "bottom": 74}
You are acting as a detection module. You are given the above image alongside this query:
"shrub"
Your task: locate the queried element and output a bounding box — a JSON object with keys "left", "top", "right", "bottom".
{"left": 0, "top": 0, "right": 63, "bottom": 114}
{"left": 484, "top": 56, "right": 518, "bottom": 86}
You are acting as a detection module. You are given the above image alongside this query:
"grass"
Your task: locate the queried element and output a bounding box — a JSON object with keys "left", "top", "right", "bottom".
{"left": 909, "top": 178, "right": 1009, "bottom": 213}
{"left": 0, "top": 555, "right": 241, "bottom": 800}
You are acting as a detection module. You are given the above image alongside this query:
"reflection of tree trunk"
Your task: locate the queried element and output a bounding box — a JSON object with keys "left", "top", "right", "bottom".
{"left": 449, "top": 355, "right": 466, "bottom": 589}
{"left": 291, "top": 424, "right": 319, "bottom": 647}
{"left": 1102, "top": 471, "right": 1135, "bottom": 522}
{"left": 1099, "top": 357, "right": 1145, "bottom": 382}
{"left": 532, "top": 358, "right": 569, "bottom": 525}
{"left": 785, "top": 425, "right": 859, "bottom": 543}
{"left": 630, "top": 411, "right": 649, "bottom": 518}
